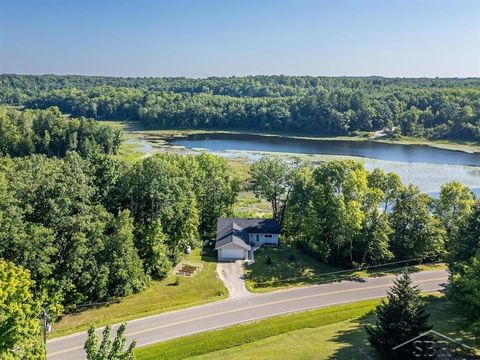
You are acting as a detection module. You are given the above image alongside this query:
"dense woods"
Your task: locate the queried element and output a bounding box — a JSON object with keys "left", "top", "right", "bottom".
{"left": 250, "top": 156, "right": 480, "bottom": 334}
{"left": 251, "top": 158, "right": 467, "bottom": 266}
{"left": 1, "top": 74, "right": 480, "bottom": 141}
{"left": 0, "top": 106, "right": 122, "bottom": 157}
{"left": 0, "top": 101, "right": 479, "bottom": 358}
{"left": 0, "top": 109, "right": 238, "bottom": 328}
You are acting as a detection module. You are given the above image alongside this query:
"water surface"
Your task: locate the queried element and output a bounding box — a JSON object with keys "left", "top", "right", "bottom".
{"left": 169, "top": 133, "right": 480, "bottom": 166}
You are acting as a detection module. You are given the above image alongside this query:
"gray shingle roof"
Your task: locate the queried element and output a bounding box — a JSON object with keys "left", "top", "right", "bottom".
{"left": 214, "top": 218, "right": 280, "bottom": 250}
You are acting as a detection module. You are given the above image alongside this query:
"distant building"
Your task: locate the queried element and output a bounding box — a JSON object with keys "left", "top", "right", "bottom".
{"left": 214, "top": 218, "right": 281, "bottom": 261}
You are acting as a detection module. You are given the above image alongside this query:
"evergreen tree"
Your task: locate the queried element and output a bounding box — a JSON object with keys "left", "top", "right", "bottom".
{"left": 365, "top": 272, "right": 432, "bottom": 359}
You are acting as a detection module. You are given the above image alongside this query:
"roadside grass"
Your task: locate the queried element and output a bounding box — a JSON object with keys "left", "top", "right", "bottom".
{"left": 134, "top": 299, "right": 380, "bottom": 360}
{"left": 135, "top": 294, "right": 477, "bottom": 360}
{"left": 245, "top": 244, "right": 447, "bottom": 293}
{"left": 50, "top": 249, "right": 227, "bottom": 338}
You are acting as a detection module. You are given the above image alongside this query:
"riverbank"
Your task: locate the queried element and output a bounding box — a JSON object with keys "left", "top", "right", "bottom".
{"left": 100, "top": 121, "right": 480, "bottom": 155}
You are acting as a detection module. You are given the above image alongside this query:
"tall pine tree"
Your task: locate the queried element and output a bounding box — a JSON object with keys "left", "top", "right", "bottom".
{"left": 366, "top": 272, "right": 432, "bottom": 359}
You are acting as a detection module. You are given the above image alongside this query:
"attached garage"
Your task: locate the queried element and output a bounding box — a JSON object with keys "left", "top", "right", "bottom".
{"left": 218, "top": 244, "right": 247, "bottom": 260}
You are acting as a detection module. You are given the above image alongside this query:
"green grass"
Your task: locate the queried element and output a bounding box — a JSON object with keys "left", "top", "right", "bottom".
{"left": 244, "top": 245, "right": 341, "bottom": 292}
{"left": 135, "top": 294, "right": 478, "bottom": 360}
{"left": 244, "top": 244, "right": 447, "bottom": 293}
{"left": 232, "top": 192, "right": 272, "bottom": 219}
{"left": 135, "top": 299, "right": 380, "bottom": 360}
{"left": 50, "top": 250, "right": 227, "bottom": 338}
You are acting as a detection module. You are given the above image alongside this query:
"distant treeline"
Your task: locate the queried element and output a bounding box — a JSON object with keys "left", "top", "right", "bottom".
{"left": 1, "top": 74, "right": 480, "bottom": 141}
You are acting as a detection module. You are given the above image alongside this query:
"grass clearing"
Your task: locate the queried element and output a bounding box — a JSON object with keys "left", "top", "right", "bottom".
{"left": 232, "top": 192, "right": 272, "bottom": 219}
{"left": 135, "top": 294, "right": 478, "bottom": 360}
{"left": 245, "top": 244, "right": 447, "bottom": 293}
{"left": 50, "top": 250, "right": 227, "bottom": 338}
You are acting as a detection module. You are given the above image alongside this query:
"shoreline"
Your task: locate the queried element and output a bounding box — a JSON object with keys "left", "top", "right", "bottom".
{"left": 102, "top": 121, "right": 480, "bottom": 154}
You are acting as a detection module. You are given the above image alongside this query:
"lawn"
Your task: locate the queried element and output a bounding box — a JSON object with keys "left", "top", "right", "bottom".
{"left": 135, "top": 294, "right": 478, "bottom": 360}
{"left": 50, "top": 249, "right": 227, "bottom": 338}
{"left": 244, "top": 244, "right": 447, "bottom": 293}
{"left": 244, "top": 244, "right": 341, "bottom": 292}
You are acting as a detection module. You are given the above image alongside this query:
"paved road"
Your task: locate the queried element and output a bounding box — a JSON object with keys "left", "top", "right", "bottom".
{"left": 216, "top": 260, "right": 251, "bottom": 298}
{"left": 47, "top": 269, "right": 448, "bottom": 359}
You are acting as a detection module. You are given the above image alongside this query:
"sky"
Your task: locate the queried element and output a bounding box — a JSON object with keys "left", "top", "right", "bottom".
{"left": 0, "top": 0, "right": 479, "bottom": 78}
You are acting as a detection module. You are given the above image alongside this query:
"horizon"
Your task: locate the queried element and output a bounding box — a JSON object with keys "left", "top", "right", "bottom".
{"left": 1, "top": 0, "right": 479, "bottom": 78}
{"left": 2, "top": 73, "right": 480, "bottom": 80}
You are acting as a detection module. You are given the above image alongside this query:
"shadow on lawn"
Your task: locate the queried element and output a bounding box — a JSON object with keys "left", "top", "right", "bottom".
{"left": 328, "top": 295, "right": 479, "bottom": 360}
{"left": 326, "top": 310, "right": 377, "bottom": 360}
{"left": 246, "top": 245, "right": 443, "bottom": 290}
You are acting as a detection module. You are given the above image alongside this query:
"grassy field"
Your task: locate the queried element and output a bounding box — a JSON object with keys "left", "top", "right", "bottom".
{"left": 244, "top": 244, "right": 447, "bottom": 293}
{"left": 135, "top": 294, "right": 478, "bottom": 360}
{"left": 50, "top": 250, "right": 227, "bottom": 338}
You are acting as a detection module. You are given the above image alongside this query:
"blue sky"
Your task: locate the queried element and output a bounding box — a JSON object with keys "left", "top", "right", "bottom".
{"left": 0, "top": 0, "right": 479, "bottom": 77}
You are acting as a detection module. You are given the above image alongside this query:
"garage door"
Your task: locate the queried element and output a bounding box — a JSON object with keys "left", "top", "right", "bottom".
{"left": 220, "top": 248, "right": 245, "bottom": 260}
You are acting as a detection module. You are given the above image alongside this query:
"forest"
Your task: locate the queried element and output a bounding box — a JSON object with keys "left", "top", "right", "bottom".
{"left": 1, "top": 74, "right": 480, "bottom": 141}
{"left": 0, "top": 105, "right": 479, "bottom": 358}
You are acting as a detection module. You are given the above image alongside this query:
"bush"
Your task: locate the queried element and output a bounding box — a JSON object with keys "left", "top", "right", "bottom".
{"left": 288, "top": 253, "right": 296, "bottom": 262}
{"left": 266, "top": 256, "right": 272, "bottom": 265}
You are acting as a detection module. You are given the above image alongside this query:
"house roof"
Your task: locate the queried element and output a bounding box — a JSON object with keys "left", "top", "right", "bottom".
{"left": 214, "top": 218, "right": 280, "bottom": 250}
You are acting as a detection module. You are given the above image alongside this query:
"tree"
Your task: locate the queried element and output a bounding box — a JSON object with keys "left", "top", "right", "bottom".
{"left": 249, "top": 157, "right": 295, "bottom": 222}
{"left": 358, "top": 189, "right": 393, "bottom": 264}
{"left": 435, "top": 182, "right": 475, "bottom": 255}
{"left": 135, "top": 220, "right": 172, "bottom": 279}
{"left": 389, "top": 185, "right": 446, "bottom": 260}
{"left": 104, "top": 210, "right": 147, "bottom": 298}
{"left": 448, "top": 201, "right": 480, "bottom": 334}
{"left": 119, "top": 154, "right": 199, "bottom": 262}
{"left": 0, "top": 259, "right": 45, "bottom": 360}
{"left": 448, "top": 201, "right": 480, "bottom": 267}
{"left": 84, "top": 323, "right": 136, "bottom": 360}
{"left": 189, "top": 154, "right": 239, "bottom": 238}
{"left": 366, "top": 272, "right": 432, "bottom": 359}
{"left": 367, "top": 168, "right": 403, "bottom": 213}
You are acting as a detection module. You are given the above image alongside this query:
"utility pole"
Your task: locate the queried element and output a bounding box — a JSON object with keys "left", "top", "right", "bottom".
{"left": 41, "top": 309, "right": 49, "bottom": 345}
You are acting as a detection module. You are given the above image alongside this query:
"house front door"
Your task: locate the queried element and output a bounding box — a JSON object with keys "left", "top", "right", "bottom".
{"left": 256, "top": 234, "right": 260, "bottom": 243}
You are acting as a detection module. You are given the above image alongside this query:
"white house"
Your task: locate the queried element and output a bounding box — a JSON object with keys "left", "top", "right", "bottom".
{"left": 215, "top": 218, "right": 281, "bottom": 261}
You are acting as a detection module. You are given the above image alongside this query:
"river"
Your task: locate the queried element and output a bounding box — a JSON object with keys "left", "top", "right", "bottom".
{"left": 166, "top": 133, "right": 480, "bottom": 195}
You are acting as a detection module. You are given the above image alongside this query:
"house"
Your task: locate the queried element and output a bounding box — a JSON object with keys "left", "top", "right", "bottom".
{"left": 215, "top": 218, "right": 281, "bottom": 261}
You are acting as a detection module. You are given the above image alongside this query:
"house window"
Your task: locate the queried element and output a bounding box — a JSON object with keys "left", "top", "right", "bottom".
{"left": 265, "top": 234, "right": 272, "bottom": 238}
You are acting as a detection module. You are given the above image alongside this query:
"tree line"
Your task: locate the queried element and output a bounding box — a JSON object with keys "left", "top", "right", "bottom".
{"left": 1, "top": 74, "right": 480, "bottom": 141}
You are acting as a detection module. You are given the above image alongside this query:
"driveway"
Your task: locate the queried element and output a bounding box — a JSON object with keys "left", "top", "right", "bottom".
{"left": 216, "top": 260, "right": 252, "bottom": 298}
